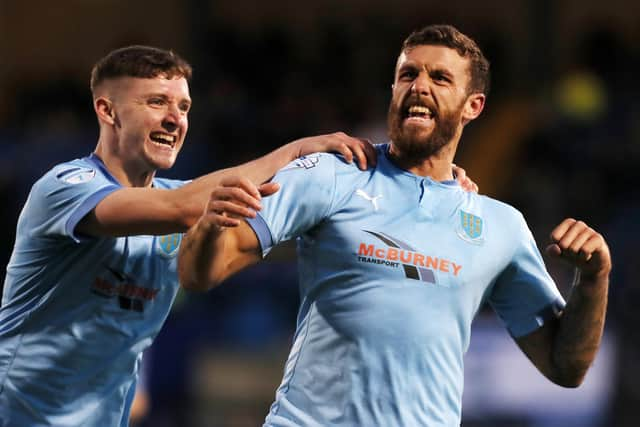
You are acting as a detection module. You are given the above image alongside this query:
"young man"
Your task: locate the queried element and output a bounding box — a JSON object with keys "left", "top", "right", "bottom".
{"left": 0, "top": 45, "right": 382, "bottom": 427}
{"left": 179, "top": 25, "right": 611, "bottom": 426}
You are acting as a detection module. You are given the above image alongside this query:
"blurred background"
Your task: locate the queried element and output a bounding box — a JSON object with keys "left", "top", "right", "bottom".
{"left": 1, "top": 0, "right": 638, "bottom": 426}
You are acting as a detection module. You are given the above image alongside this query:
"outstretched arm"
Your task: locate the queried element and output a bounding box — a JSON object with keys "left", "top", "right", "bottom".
{"left": 178, "top": 176, "right": 268, "bottom": 291}
{"left": 516, "top": 218, "right": 611, "bottom": 387}
{"left": 78, "top": 133, "right": 375, "bottom": 237}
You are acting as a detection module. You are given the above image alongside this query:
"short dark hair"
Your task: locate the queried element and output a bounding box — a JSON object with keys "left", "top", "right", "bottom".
{"left": 90, "top": 45, "right": 192, "bottom": 94}
{"left": 402, "top": 24, "right": 490, "bottom": 96}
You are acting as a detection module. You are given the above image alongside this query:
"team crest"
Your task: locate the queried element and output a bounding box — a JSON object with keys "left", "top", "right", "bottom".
{"left": 457, "top": 210, "right": 484, "bottom": 244}
{"left": 158, "top": 233, "right": 182, "bottom": 257}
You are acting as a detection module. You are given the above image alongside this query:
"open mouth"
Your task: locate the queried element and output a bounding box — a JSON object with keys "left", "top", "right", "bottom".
{"left": 404, "top": 104, "right": 435, "bottom": 122}
{"left": 149, "top": 132, "right": 177, "bottom": 148}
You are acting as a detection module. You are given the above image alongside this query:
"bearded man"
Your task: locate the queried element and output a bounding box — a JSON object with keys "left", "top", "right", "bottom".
{"left": 178, "top": 25, "right": 611, "bottom": 427}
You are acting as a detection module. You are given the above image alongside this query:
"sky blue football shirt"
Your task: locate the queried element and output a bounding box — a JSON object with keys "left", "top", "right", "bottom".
{"left": 0, "top": 154, "right": 185, "bottom": 427}
{"left": 248, "top": 144, "right": 565, "bottom": 427}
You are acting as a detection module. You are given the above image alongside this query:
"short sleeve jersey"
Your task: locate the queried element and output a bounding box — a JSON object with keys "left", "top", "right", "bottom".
{"left": 248, "top": 144, "right": 565, "bottom": 427}
{"left": 0, "top": 154, "right": 185, "bottom": 427}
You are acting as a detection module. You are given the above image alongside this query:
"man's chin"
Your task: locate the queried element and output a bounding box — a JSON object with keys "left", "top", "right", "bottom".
{"left": 157, "top": 160, "right": 177, "bottom": 170}
{"left": 398, "top": 119, "right": 436, "bottom": 137}
{"left": 391, "top": 133, "right": 451, "bottom": 158}
{"left": 402, "top": 119, "right": 435, "bottom": 132}
{"left": 149, "top": 155, "right": 178, "bottom": 171}
{"left": 393, "top": 128, "right": 433, "bottom": 148}
{"left": 145, "top": 145, "right": 181, "bottom": 170}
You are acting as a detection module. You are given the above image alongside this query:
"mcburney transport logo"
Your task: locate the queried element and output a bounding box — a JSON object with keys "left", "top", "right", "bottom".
{"left": 357, "top": 230, "right": 462, "bottom": 284}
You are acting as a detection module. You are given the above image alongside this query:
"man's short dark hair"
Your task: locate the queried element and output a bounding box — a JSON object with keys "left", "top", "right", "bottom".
{"left": 402, "top": 25, "right": 490, "bottom": 96}
{"left": 90, "top": 45, "right": 192, "bottom": 94}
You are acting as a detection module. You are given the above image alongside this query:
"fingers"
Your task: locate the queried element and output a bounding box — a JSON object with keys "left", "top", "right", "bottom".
{"left": 356, "top": 138, "right": 378, "bottom": 170}
{"left": 328, "top": 133, "right": 377, "bottom": 170}
{"left": 550, "top": 219, "right": 592, "bottom": 261}
{"left": 549, "top": 217, "right": 578, "bottom": 242}
{"left": 332, "top": 139, "right": 354, "bottom": 165}
{"left": 296, "top": 132, "right": 377, "bottom": 170}
{"left": 452, "top": 163, "right": 466, "bottom": 181}
{"left": 544, "top": 243, "right": 562, "bottom": 258}
{"left": 206, "top": 198, "right": 254, "bottom": 227}
{"left": 548, "top": 218, "right": 611, "bottom": 276}
{"left": 208, "top": 187, "right": 260, "bottom": 218}
{"left": 258, "top": 182, "right": 280, "bottom": 197}
{"left": 219, "top": 176, "right": 261, "bottom": 203}
{"left": 202, "top": 177, "right": 263, "bottom": 230}
{"left": 452, "top": 163, "right": 479, "bottom": 193}
{"left": 460, "top": 178, "right": 479, "bottom": 193}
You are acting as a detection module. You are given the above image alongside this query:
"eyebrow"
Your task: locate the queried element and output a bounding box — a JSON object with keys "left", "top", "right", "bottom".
{"left": 398, "top": 62, "right": 420, "bottom": 71}
{"left": 146, "top": 93, "right": 192, "bottom": 104}
{"left": 398, "top": 62, "right": 456, "bottom": 79}
{"left": 429, "top": 67, "right": 455, "bottom": 79}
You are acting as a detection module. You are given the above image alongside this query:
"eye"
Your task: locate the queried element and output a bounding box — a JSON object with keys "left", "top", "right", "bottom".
{"left": 179, "top": 101, "right": 191, "bottom": 113}
{"left": 432, "top": 72, "right": 452, "bottom": 84}
{"left": 398, "top": 69, "right": 417, "bottom": 81}
{"left": 148, "top": 97, "right": 165, "bottom": 106}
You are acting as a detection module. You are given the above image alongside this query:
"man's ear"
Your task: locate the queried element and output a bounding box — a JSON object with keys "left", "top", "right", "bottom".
{"left": 461, "top": 93, "right": 485, "bottom": 124}
{"left": 94, "top": 97, "right": 116, "bottom": 125}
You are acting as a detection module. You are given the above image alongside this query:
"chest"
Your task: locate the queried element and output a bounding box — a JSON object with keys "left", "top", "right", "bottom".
{"left": 87, "top": 233, "right": 182, "bottom": 314}
{"left": 308, "top": 183, "right": 507, "bottom": 291}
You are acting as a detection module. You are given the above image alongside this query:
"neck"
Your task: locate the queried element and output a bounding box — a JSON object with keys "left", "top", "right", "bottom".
{"left": 388, "top": 137, "right": 459, "bottom": 180}
{"left": 94, "top": 136, "right": 155, "bottom": 188}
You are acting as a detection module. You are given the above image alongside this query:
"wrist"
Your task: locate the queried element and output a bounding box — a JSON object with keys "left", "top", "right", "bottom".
{"left": 288, "top": 138, "right": 305, "bottom": 159}
{"left": 578, "top": 265, "right": 611, "bottom": 283}
{"left": 574, "top": 268, "right": 609, "bottom": 296}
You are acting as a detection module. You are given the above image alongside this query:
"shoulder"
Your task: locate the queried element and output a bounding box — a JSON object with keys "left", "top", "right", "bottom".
{"left": 278, "top": 152, "right": 338, "bottom": 173}
{"left": 279, "top": 150, "right": 376, "bottom": 174}
{"left": 471, "top": 194, "right": 529, "bottom": 232}
{"left": 32, "top": 157, "right": 102, "bottom": 191}
{"left": 273, "top": 152, "right": 358, "bottom": 185}
{"left": 28, "top": 156, "right": 120, "bottom": 208}
{"left": 153, "top": 177, "right": 189, "bottom": 190}
{"left": 335, "top": 143, "right": 388, "bottom": 176}
{"left": 475, "top": 194, "right": 523, "bottom": 217}
{"left": 273, "top": 151, "right": 377, "bottom": 197}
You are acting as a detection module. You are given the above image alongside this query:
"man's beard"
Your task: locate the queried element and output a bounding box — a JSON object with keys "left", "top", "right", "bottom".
{"left": 386, "top": 98, "right": 462, "bottom": 159}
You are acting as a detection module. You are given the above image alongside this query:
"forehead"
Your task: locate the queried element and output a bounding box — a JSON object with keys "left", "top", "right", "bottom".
{"left": 396, "top": 45, "right": 470, "bottom": 78}
{"left": 109, "top": 76, "right": 191, "bottom": 100}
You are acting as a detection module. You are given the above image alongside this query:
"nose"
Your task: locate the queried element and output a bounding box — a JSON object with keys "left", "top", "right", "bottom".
{"left": 411, "top": 71, "right": 431, "bottom": 96}
{"left": 162, "top": 104, "right": 182, "bottom": 132}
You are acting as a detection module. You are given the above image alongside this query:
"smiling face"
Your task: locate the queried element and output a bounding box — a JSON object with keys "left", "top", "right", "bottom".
{"left": 104, "top": 76, "right": 191, "bottom": 172}
{"left": 387, "top": 44, "right": 484, "bottom": 160}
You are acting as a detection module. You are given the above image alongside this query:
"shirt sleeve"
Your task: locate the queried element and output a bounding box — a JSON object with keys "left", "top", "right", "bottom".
{"left": 25, "top": 163, "right": 120, "bottom": 243}
{"left": 488, "top": 213, "right": 566, "bottom": 338}
{"left": 246, "top": 153, "right": 337, "bottom": 257}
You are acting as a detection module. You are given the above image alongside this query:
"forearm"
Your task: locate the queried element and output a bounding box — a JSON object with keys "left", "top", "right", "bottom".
{"left": 551, "top": 271, "right": 609, "bottom": 386}
{"left": 178, "top": 219, "right": 226, "bottom": 291}
{"left": 84, "top": 134, "right": 373, "bottom": 237}
{"left": 517, "top": 220, "right": 611, "bottom": 387}
{"left": 225, "top": 141, "right": 302, "bottom": 184}
{"left": 175, "top": 142, "right": 303, "bottom": 228}
{"left": 171, "top": 132, "right": 376, "bottom": 229}
{"left": 81, "top": 143, "right": 301, "bottom": 237}
{"left": 178, "top": 178, "right": 265, "bottom": 291}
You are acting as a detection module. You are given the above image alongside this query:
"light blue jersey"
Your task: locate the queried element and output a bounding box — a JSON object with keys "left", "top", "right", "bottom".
{"left": 0, "top": 154, "right": 185, "bottom": 427}
{"left": 248, "top": 144, "right": 565, "bottom": 427}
